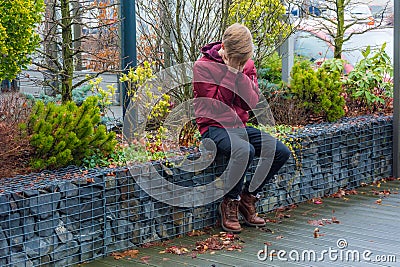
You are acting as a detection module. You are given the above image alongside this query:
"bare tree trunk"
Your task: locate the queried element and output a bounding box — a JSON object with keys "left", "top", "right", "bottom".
{"left": 61, "top": 0, "right": 73, "bottom": 102}
{"left": 160, "top": 0, "right": 172, "bottom": 68}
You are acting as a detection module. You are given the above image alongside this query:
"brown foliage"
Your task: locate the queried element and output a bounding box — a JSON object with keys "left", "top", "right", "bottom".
{"left": 0, "top": 93, "right": 33, "bottom": 178}
{"left": 267, "top": 92, "right": 310, "bottom": 126}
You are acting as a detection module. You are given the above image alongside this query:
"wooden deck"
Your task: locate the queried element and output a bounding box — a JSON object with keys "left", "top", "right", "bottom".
{"left": 82, "top": 179, "right": 400, "bottom": 267}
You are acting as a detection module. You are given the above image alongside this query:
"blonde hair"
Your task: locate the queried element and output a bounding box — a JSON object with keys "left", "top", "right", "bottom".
{"left": 222, "top": 23, "right": 253, "bottom": 66}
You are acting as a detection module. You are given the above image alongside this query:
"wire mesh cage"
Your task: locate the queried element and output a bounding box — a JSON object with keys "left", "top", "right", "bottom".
{"left": 0, "top": 115, "right": 393, "bottom": 266}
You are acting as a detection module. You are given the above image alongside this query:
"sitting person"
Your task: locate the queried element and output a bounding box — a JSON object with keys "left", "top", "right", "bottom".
{"left": 193, "top": 23, "right": 290, "bottom": 232}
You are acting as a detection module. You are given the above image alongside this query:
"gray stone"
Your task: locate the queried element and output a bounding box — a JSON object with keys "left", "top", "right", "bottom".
{"left": 1, "top": 212, "right": 21, "bottom": 238}
{"left": 80, "top": 238, "right": 103, "bottom": 262}
{"left": 105, "top": 205, "right": 118, "bottom": 221}
{"left": 78, "top": 186, "right": 102, "bottom": 199}
{"left": 36, "top": 212, "right": 60, "bottom": 237}
{"left": 75, "top": 198, "right": 103, "bottom": 220}
{"left": 59, "top": 197, "right": 80, "bottom": 216}
{"left": 57, "top": 182, "right": 79, "bottom": 198}
{"left": 120, "top": 199, "right": 140, "bottom": 222}
{"left": 104, "top": 221, "right": 113, "bottom": 246}
{"left": 51, "top": 240, "right": 79, "bottom": 261}
{"left": 143, "top": 201, "right": 154, "bottom": 220}
{"left": 156, "top": 223, "right": 174, "bottom": 239}
{"left": 130, "top": 223, "right": 141, "bottom": 244}
{"left": 55, "top": 220, "right": 74, "bottom": 243}
{"left": 31, "top": 255, "right": 51, "bottom": 266}
{"left": 9, "top": 252, "right": 33, "bottom": 267}
{"left": 24, "top": 235, "right": 53, "bottom": 258}
{"left": 60, "top": 215, "right": 80, "bottom": 234}
{"left": 22, "top": 190, "right": 39, "bottom": 197}
{"left": 111, "top": 219, "right": 133, "bottom": 240}
{"left": 29, "top": 192, "right": 61, "bottom": 219}
{"left": 72, "top": 178, "right": 88, "bottom": 185}
{"left": 105, "top": 175, "right": 117, "bottom": 189}
{"left": 0, "top": 195, "right": 10, "bottom": 216}
{"left": 24, "top": 216, "right": 35, "bottom": 240}
{"left": 75, "top": 222, "right": 102, "bottom": 242}
{"left": 0, "top": 226, "right": 9, "bottom": 260}
{"left": 105, "top": 188, "right": 120, "bottom": 204}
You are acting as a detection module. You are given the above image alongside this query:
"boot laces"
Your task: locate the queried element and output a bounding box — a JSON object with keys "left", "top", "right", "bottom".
{"left": 227, "top": 200, "right": 239, "bottom": 218}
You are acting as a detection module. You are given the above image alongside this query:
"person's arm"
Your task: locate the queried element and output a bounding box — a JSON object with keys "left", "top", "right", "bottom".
{"left": 234, "top": 60, "right": 260, "bottom": 111}
{"left": 193, "top": 60, "right": 235, "bottom": 104}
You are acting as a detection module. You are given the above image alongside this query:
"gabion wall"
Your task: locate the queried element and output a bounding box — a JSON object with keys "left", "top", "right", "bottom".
{"left": 0, "top": 115, "right": 392, "bottom": 266}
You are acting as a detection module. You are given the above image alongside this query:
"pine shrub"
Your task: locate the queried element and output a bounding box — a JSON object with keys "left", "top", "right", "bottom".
{"left": 23, "top": 96, "right": 117, "bottom": 170}
{"left": 290, "top": 61, "right": 345, "bottom": 122}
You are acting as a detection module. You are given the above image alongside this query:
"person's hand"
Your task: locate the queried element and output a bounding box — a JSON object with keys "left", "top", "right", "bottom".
{"left": 220, "top": 49, "right": 245, "bottom": 73}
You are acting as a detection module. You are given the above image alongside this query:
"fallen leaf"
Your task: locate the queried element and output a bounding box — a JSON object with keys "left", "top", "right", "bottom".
{"left": 187, "top": 230, "right": 206, "bottom": 237}
{"left": 164, "top": 246, "right": 190, "bottom": 255}
{"left": 141, "top": 256, "right": 150, "bottom": 264}
{"left": 259, "top": 227, "right": 273, "bottom": 233}
{"left": 275, "top": 235, "right": 284, "bottom": 240}
{"left": 264, "top": 242, "right": 272, "bottom": 246}
{"left": 307, "top": 219, "right": 325, "bottom": 226}
{"left": 375, "top": 199, "right": 382, "bottom": 204}
{"left": 265, "top": 218, "right": 279, "bottom": 223}
{"left": 313, "top": 199, "right": 323, "bottom": 204}
{"left": 276, "top": 206, "right": 287, "bottom": 212}
{"left": 111, "top": 249, "right": 139, "bottom": 260}
{"left": 313, "top": 228, "right": 320, "bottom": 238}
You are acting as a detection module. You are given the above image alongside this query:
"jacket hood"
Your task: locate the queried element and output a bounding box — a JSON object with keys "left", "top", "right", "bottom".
{"left": 200, "top": 42, "right": 224, "bottom": 64}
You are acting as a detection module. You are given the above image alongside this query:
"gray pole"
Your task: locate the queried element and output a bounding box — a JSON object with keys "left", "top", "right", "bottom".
{"left": 394, "top": 0, "right": 399, "bottom": 178}
{"left": 281, "top": 35, "right": 294, "bottom": 83}
{"left": 120, "top": 0, "right": 137, "bottom": 117}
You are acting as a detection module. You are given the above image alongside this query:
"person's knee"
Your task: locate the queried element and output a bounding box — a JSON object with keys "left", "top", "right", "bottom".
{"left": 232, "top": 142, "right": 255, "bottom": 161}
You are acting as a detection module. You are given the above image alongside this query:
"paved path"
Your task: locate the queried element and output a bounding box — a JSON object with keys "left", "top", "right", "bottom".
{"left": 83, "top": 179, "right": 400, "bottom": 267}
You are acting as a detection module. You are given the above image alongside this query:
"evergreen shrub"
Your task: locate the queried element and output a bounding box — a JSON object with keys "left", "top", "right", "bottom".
{"left": 290, "top": 60, "right": 345, "bottom": 122}
{"left": 23, "top": 96, "right": 117, "bottom": 170}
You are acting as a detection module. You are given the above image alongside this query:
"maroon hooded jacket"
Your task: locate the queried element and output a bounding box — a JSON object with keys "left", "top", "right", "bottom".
{"left": 193, "top": 42, "right": 260, "bottom": 135}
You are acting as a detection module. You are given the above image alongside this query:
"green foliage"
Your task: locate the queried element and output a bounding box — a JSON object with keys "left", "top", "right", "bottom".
{"left": 24, "top": 84, "right": 93, "bottom": 105}
{"left": 290, "top": 60, "right": 345, "bottom": 122}
{"left": 24, "top": 96, "right": 117, "bottom": 170}
{"left": 258, "top": 52, "right": 283, "bottom": 84}
{"left": 228, "top": 0, "right": 292, "bottom": 67}
{"left": 0, "top": 0, "right": 44, "bottom": 80}
{"left": 344, "top": 43, "right": 393, "bottom": 110}
{"left": 120, "top": 61, "right": 171, "bottom": 132}
{"left": 249, "top": 123, "right": 302, "bottom": 170}
{"left": 87, "top": 76, "right": 116, "bottom": 112}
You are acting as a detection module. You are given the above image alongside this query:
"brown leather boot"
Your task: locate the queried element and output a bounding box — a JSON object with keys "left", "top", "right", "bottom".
{"left": 239, "top": 193, "right": 266, "bottom": 227}
{"left": 219, "top": 197, "right": 242, "bottom": 233}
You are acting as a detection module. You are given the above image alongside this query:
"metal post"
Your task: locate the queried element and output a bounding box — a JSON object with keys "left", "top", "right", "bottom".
{"left": 393, "top": 0, "right": 400, "bottom": 178}
{"left": 120, "top": 0, "right": 137, "bottom": 117}
{"left": 280, "top": 35, "right": 294, "bottom": 83}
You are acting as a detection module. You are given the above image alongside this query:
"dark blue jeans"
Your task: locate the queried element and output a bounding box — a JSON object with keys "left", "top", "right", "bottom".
{"left": 202, "top": 126, "right": 290, "bottom": 199}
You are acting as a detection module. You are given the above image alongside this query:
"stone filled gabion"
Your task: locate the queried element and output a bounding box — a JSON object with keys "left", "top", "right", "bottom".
{"left": 0, "top": 115, "right": 393, "bottom": 266}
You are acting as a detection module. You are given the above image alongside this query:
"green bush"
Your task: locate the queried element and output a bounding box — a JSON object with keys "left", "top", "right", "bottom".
{"left": 290, "top": 60, "right": 345, "bottom": 122}
{"left": 23, "top": 96, "right": 117, "bottom": 170}
{"left": 344, "top": 43, "right": 393, "bottom": 111}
